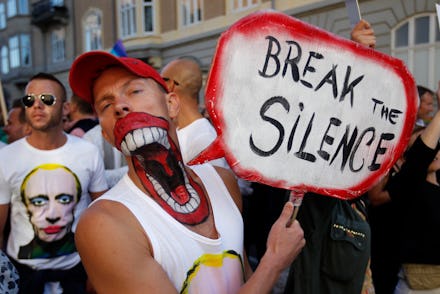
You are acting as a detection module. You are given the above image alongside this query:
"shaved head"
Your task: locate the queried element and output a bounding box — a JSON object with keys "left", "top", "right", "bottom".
{"left": 161, "top": 57, "right": 203, "bottom": 102}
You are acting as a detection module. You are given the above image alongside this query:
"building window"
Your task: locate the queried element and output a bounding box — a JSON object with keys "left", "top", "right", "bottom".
{"left": 51, "top": 0, "right": 64, "bottom": 6}
{"left": 9, "top": 36, "right": 18, "bottom": 68}
{"left": 7, "top": 0, "right": 16, "bottom": 18}
{"left": 120, "top": 0, "right": 136, "bottom": 38}
{"left": 20, "top": 34, "right": 30, "bottom": 66}
{"left": 17, "top": 0, "right": 28, "bottom": 14}
{"left": 392, "top": 13, "right": 440, "bottom": 91}
{"left": 143, "top": 0, "right": 154, "bottom": 33}
{"left": 181, "top": 0, "right": 201, "bottom": 26}
{"left": 1, "top": 46, "right": 9, "bottom": 74}
{"left": 0, "top": 3, "right": 6, "bottom": 29}
{"left": 232, "top": 0, "right": 258, "bottom": 11}
{"left": 51, "top": 28, "right": 65, "bottom": 62}
{"left": 84, "top": 9, "right": 103, "bottom": 51}
{"left": 6, "top": 0, "right": 28, "bottom": 17}
{"left": 9, "top": 34, "right": 30, "bottom": 68}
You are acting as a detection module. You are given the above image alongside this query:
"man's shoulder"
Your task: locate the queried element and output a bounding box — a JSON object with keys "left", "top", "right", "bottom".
{"left": 67, "top": 134, "right": 101, "bottom": 152}
{"left": 187, "top": 118, "right": 215, "bottom": 131}
{"left": 78, "top": 190, "right": 141, "bottom": 242}
{"left": 83, "top": 124, "right": 102, "bottom": 140}
{"left": 0, "top": 139, "right": 25, "bottom": 157}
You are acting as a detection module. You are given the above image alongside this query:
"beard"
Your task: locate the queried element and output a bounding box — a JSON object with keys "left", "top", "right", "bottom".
{"left": 28, "top": 110, "right": 63, "bottom": 132}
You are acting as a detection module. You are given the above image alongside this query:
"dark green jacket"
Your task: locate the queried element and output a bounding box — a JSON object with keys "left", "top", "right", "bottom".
{"left": 284, "top": 193, "right": 371, "bottom": 294}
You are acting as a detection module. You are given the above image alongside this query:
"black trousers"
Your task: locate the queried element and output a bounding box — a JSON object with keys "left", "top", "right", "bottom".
{"left": 11, "top": 259, "right": 87, "bottom": 294}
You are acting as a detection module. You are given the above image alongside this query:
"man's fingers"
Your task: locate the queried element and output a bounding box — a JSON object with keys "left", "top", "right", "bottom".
{"left": 278, "top": 201, "right": 294, "bottom": 225}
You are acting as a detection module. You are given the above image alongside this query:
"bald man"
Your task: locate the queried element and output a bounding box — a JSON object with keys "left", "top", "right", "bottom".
{"left": 161, "top": 57, "right": 231, "bottom": 169}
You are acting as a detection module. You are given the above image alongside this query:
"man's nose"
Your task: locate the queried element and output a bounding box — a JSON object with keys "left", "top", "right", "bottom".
{"left": 32, "top": 97, "right": 44, "bottom": 109}
{"left": 114, "top": 98, "right": 132, "bottom": 117}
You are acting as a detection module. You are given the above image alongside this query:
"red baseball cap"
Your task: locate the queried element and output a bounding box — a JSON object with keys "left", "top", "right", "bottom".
{"left": 69, "top": 51, "right": 168, "bottom": 104}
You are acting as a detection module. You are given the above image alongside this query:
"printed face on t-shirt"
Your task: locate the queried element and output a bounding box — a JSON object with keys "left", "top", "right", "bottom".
{"left": 21, "top": 165, "right": 80, "bottom": 242}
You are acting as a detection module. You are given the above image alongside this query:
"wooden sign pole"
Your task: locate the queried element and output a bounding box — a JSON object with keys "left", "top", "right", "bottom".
{"left": 0, "top": 80, "right": 7, "bottom": 126}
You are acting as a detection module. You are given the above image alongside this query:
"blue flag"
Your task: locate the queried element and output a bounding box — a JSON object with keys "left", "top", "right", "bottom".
{"left": 110, "top": 40, "right": 127, "bottom": 57}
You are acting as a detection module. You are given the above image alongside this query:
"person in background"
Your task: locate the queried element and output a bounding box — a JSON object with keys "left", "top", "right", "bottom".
{"left": 386, "top": 80, "right": 440, "bottom": 293}
{"left": 0, "top": 111, "right": 7, "bottom": 144}
{"left": 368, "top": 81, "right": 440, "bottom": 293}
{"left": 161, "top": 56, "right": 254, "bottom": 195}
{"left": 1, "top": 98, "right": 31, "bottom": 255}
{"left": 415, "top": 85, "right": 435, "bottom": 127}
{"left": 0, "top": 72, "right": 108, "bottom": 293}
{"left": 160, "top": 56, "right": 229, "bottom": 168}
{"left": 284, "top": 19, "right": 377, "bottom": 294}
{"left": 367, "top": 125, "right": 425, "bottom": 294}
{"left": 4, "top": 98, "right": 31, "bottom": 143}
{"left": 69, "top": 51, "right": 305, "bottom": 293}
{"left": 64, "top": 94, "right": 98, "bottom": 137}
{"left": 83, "top": 124, "right": 128, "bottom": 188}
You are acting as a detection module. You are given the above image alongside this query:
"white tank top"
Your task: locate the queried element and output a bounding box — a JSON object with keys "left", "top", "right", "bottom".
{"left": 95, "top": 163, "right": 245, "bottom": 293}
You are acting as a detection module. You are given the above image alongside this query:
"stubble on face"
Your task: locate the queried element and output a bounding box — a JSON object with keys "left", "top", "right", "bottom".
{"left": 24, "top": 80, "right": 64, "bottom": 132}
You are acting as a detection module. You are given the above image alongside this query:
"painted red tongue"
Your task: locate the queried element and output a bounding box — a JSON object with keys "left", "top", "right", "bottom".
{"left": 172, "top": 185, "right": 190, "bottom": 204}
{"left": 151, "top": 151, "right": 173, "bottom": 176}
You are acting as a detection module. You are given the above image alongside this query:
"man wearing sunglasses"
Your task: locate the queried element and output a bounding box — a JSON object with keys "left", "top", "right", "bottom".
{"left": 0, "top": 72, "right": 108, "bottom": 293}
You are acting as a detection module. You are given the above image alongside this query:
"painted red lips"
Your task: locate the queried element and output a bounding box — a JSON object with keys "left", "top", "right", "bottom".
{"left": 114, "top": 112, "right": 169, "bottom": 152}
{"left": 43, "top": 226, "right": 62, "bottom": 234}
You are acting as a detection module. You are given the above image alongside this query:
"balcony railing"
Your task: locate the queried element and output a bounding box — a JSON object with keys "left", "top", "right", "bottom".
{"left": 31, "top": 0, "right": 68, "bottom": 29}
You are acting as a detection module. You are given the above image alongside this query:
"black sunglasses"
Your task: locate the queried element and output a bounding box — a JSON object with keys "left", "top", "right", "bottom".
{"left": 22, "top": 94, "right": 57, "bottom": 108}
{"left": 162, "top": 77, "right": 180, "bottom": 87}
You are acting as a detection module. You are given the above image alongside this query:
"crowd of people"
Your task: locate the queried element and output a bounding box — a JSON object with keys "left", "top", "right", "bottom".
{"left": 0, "top": 16, "right": 438, "bottom": 294}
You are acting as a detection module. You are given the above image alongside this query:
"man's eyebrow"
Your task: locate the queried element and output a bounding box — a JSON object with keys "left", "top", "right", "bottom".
{"left": 95, "top": 93, "right": 114, "bottom": 105}
{"left": 29, "top": 194, "right": 49, "bottom": 200}
{"left": 95, "top": 77, "right": 148, "bottom": 101}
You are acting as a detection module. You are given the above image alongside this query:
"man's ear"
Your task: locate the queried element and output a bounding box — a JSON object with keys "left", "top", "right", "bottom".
{"left": 62, "top": 101, "right": 70, "bottom": 117}
{"left": 166, "top": 92, "right": 180, "bottom": 120}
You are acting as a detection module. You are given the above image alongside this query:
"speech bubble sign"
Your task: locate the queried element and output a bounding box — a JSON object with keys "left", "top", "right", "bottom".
{"left": 190, "top": 10, "right": 417, "bottom": 199}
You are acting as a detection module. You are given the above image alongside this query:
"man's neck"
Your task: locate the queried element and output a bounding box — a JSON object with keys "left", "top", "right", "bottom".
{"left": 26, "top": 129, "right": 67, "bottom": 150}
{"left": 177, "top": 109, "right": 204, "bottom": 129}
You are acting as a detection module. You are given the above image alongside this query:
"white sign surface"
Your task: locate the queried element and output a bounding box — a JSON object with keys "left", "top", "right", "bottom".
{"left": 192, "top": 11, "right": 418, "bottom": 199}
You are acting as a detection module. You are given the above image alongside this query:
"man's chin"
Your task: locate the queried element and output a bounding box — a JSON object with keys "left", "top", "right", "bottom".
{"left": 38, "top": 232, "right": 68, "bottom": 242}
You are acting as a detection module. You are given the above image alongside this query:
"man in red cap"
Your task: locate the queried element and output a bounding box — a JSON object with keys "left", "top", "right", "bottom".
{"left": 69, "top": 51, "right": 305, "bottom": 293}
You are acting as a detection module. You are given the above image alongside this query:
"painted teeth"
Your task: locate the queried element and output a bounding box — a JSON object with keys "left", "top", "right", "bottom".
{"left": 146, "top": 173, "right": 200, "bottom": 214}
{"left": 121, "top": 140, "right": 130, "bottom": 155}
{"left": 125, "top": 133, "right": 136, "bottom": 151}
{"left": 133, "top": 129, "right": 144, "bottom": 148}
{"left": 120, "top": 127, "right": 170, "bottom": 155}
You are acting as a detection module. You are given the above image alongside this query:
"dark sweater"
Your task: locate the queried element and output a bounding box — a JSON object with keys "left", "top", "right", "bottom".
{"left": 387, "top": 137, "right": 440, "bottom": 264}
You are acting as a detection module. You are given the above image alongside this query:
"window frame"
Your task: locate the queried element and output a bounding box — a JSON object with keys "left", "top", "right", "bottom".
{"left": 231, "top": 0, "right": 259, "bottom": 12}
{"left": 142, "top": 0, "right": 154, "bottom": 34}
{"left": 20, "top": 33, "right": 30, "bottom": 66}
{"left": 7, "top": 0, "right": 16, "bottom": 18}
{"left": 0, "top": 3, "right": 6, "bottom": 29}
{"left": 6, "top": 0, "right": 28, "bottom": 17}
{"left": 8, "top": 35, "right": 19, "bottom": 68}
{"left": 119, "top": 0, "right": 137, "bottom": 39}
{"left": 83, "top": 9, "right": 103, "bottom": 51}
{"left": 17, "top": 0, "right": 28, "bottom": 14}
{"left": 391, "top": 13, "right": 440, "bottom": 91}
{"left": 180, "top": 0, "right": 202, "bottom": 27}
{"left": 1, "top": 46, "right": 9, "bottom": 74}
{"left": 51, "top": 0, "right": 64, "bottom": 6}
{"left": 51, "top": 28, "right": 66, "bottom": 63}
